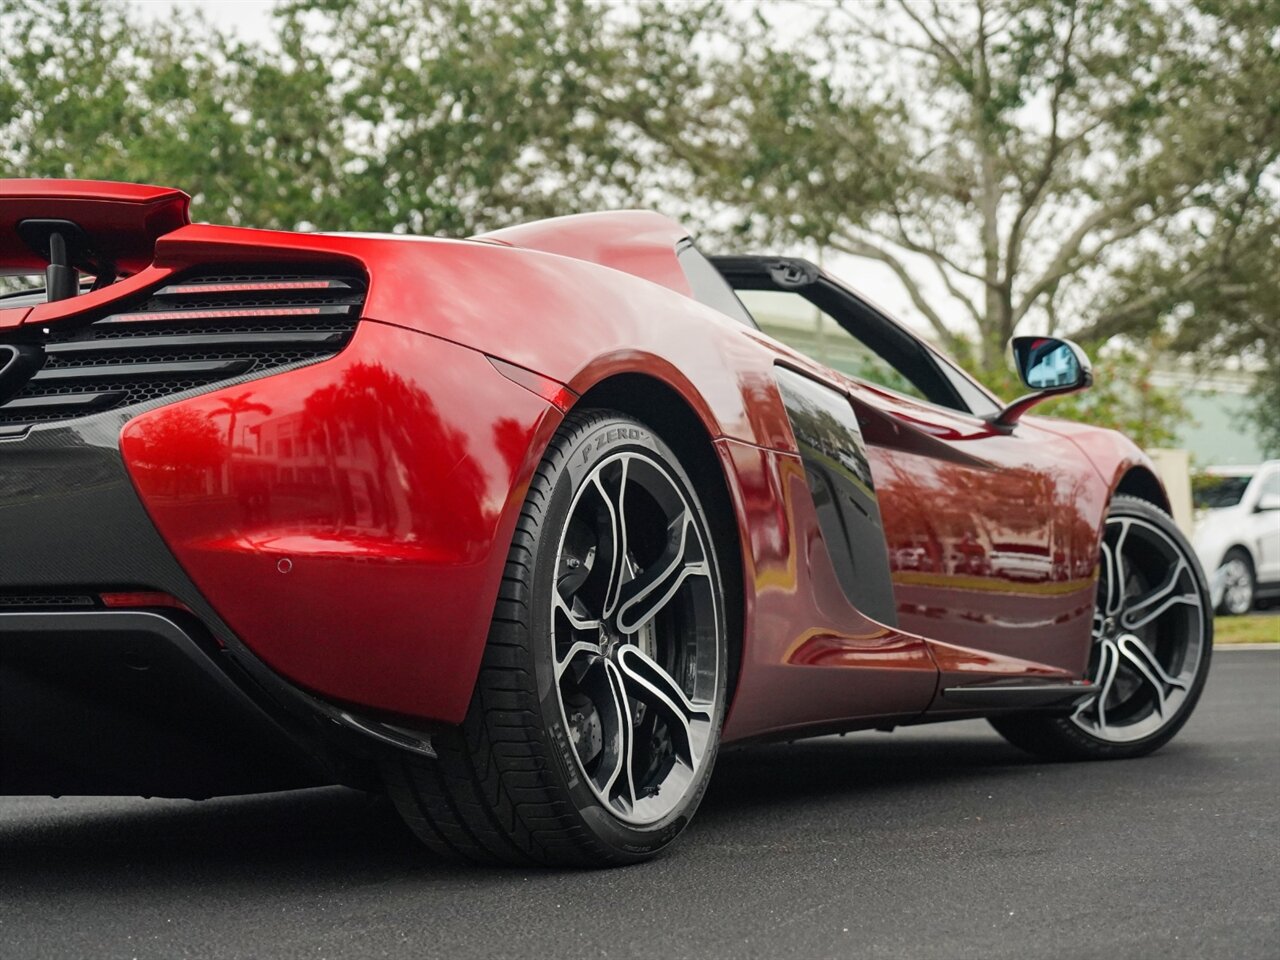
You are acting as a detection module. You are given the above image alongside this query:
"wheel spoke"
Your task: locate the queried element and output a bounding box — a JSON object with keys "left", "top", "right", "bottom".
{"left": 615, "top": 512, "right": 708, "bottom": 636}
{"left": 555, "top": 638, "right": 603, "bottom": 680}
{"left": 553, "top": 590, "right": 599, "bottom": 633}
{"left": 1079, "top": 638, "right": 1120, "bottom": 732}
{"left": 1121, "top": 558, "right": 1196, "bottom": 631}
{"left": 1116, "top": 632, "right": 1187, "bottom": 719}
{"left": 1101, "top": 521, "right": 1130, "bottom": 616}
{"left": 1072, "top": 513, "right": 1208, "bottom": 745}
{"left": 596, "top": 659, "right": 637, "bottom": 809}
{"left": 594, "top": 458, "right": 630, "bottom": 619}
{"left": 1091, "top": 609, "right": 1107, "bottom": 639}
{"left": 615, "top": 645, "right": 711, "bottom": 767}
{"left": 1219, "top": 559, "right": 1253, "bottom": 615}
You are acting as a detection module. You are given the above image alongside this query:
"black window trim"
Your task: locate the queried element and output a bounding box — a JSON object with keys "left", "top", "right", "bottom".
{"left": 710, "top": 254, "right": 1002, "bottom": 420}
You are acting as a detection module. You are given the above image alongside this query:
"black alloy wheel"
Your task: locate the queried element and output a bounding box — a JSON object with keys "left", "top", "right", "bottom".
{"left": 383, "top": 410, "right": 729, "bottom": 865}
{"left": 990, "top": 496, "right": 1213, "bottom": 761}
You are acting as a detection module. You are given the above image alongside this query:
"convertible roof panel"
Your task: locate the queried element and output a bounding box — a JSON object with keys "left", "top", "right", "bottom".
{"left": 477, "top": 210, "right": 693, "bottom": 296}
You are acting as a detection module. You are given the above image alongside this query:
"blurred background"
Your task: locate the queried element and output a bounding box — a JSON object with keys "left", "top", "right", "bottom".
{"left": 2, "top": 0, "right": 1276, "bottom": 517}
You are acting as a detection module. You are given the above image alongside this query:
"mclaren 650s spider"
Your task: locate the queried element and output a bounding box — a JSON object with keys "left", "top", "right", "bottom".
{"left": 0, "top": 180, "right": 1212, "bottom": 865}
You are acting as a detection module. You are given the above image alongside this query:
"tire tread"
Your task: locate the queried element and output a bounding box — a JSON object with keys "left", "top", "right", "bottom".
{"left": 384, "top": 410, "right": 642, "bottom": 866}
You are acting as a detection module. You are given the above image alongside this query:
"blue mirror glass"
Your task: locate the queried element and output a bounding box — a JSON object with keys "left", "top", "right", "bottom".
{"left": 1010, "top": 337, "right": 1087, "bottom": 391}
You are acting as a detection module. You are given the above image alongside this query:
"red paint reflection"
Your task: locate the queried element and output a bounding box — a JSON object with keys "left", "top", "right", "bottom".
{"left": 123, "top": 322, "right": 557, "bottom": 722}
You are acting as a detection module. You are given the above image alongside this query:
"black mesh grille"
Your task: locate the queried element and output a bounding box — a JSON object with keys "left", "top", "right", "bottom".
{"left": 0, "top": 593, "right": 95, "bottom": 609}
{"left": 0, "top": 270, "right": 364, "bottom": 431}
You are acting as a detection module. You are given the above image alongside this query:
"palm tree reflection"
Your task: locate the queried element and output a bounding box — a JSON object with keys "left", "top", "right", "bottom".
{"left": 129, "top": 361, "right": 495, "bottom": 547}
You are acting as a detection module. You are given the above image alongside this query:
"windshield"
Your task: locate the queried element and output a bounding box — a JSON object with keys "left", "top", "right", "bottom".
{"left": 1193, "top": 474, "right": 1253, "bottom": 509}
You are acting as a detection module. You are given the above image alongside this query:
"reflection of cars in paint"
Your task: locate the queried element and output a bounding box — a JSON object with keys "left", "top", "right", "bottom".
{"left": 0, "top": 178, "right": 1214, "bottom": 867}
{"left": 1192, "top": 462, "right": 1280, "bottom": 614}
{"left": 894, "top": 544, "right": 933, "bottom": 571}
{"left": 949, "top": 532, "right": 991, "bottom": 576}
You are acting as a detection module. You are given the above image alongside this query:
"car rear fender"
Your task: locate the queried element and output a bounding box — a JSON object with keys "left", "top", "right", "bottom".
{"left": 150, "top": 223, "right": 798, "bottom": 455}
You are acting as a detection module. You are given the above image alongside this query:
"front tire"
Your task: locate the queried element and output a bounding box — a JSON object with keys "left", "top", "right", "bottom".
{"left": 383, "top": 409, "right": 729, "bottom": 866}
{"left": 991, "top": 495, "right": 1213, "bottom": 761}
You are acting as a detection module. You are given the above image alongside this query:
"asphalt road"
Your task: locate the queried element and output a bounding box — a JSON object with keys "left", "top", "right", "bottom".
{"left": 2, "top": 649, "right": 1276, "bottom": 960}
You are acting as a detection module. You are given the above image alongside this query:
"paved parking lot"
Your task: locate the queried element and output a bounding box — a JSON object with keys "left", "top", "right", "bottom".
{"left": 1, "top": 648, "right": 1276, "bottom": 960}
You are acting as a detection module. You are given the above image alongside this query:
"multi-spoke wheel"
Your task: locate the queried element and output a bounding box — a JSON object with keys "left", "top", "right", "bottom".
{"left": 1215, "top": 549, "right": 1256, "bottom": 616}
{"left": 383, "top": 410, "right": 729, "bottom": 865}
{"left": 552, "top": 449, "right": 721, "bottom": 825}
{"left": 990, "top": 496, "right": 1212, "bottom": 760}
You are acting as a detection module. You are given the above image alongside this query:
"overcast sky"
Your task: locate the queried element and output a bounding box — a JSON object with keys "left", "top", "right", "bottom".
{"left": 147, "top": 0, "right": 278, "bottom": 42}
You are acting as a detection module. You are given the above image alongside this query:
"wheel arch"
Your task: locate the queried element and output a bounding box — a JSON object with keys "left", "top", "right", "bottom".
{"left": 573, "top": 372, "right": 747, "bottom": 709}
{"left": 1113, "top": 465, "right": 1172, "bottom": 515}
{"left": 1222, "top": 542, "right": 1257, "bottom": 569}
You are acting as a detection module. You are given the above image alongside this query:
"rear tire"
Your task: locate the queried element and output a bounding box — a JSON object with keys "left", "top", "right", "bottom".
{"left": 990, "top": 495, "right": 1213, "bottom": 761}
{"left": 383, "top": 409, "right": 729, "bottom": 866}
{"left": 1216, "top": 549, "right": 1256, "bottom": 616}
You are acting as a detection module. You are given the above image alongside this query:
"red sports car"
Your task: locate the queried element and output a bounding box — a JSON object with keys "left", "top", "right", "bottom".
{"left": 0, "top": 180, "right": 1212, "bottom": 866}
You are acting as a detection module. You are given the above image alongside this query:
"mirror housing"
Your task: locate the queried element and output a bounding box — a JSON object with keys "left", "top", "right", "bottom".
{"left": 1256, "top": 492, "right": 1280, "bottom": 513}
{"left": 989, "top": 336, "right": 1093, "bottom": 429}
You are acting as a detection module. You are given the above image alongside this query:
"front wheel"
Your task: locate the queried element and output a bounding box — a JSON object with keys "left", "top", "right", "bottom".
{"left": 991, "top": 495, "right": 1213, "bottom": 761}
{"left": 383, "top": 409, "right": 729, "bottom": 866}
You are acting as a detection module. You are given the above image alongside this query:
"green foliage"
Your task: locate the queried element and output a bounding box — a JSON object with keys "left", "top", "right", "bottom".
{"left": 2, "top": 0, "right": 1272, "bottom": 451}
{"left": 626, "top": 0, "right": 1278, "bottom": 446}
{"left": 647, "top": 0, "right": 1278, "bottom": 362}
{"left": 0, "top": 0, "right": 713, "bottom": 233}
{"left": 1243, "top": 353, "right": 1280, "bottom": 458}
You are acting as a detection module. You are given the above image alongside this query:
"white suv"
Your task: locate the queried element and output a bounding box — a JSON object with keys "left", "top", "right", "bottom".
{"left": 1192, "top": 461, "right": 1280, "bottom": 614}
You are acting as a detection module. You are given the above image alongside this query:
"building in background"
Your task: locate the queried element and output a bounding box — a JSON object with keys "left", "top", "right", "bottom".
{"left": 1156, "top": 364, "right": 1267, "bottom": 467}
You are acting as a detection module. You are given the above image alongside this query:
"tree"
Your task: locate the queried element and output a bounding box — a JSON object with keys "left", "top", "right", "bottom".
{"left": 0, "top": 1, "right": 253, "bottom": 211}
{"left": 0, "top": 0, "right": 699, "bottom": 234}
{"left": 209, "top": 391, "right": 273, "bottom": 453}
{"left": 209, "top": 391, "right": 273, "bottom": 492}
{"left": 1109, "top": 182, "right": 1280, "bottom": 456}
{"left": 636, "top": 0, "right": 1279, "bottom": 383}
{"left": 3, "top": 0, "right": 1272, "bottom": 449}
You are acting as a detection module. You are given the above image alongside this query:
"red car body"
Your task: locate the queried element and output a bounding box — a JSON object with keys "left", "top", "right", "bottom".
{"left": 0, "top": 180, "right": 1168, "bottom": 798}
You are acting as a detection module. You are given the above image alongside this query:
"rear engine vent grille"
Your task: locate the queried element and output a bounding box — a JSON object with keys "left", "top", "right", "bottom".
{"left": 0, "top": 271, "right": 364, "bottom": 432}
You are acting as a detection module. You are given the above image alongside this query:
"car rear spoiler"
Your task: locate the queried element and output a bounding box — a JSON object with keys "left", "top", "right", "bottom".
{"left": 0, "top": 179, "right": 191, "bottom": 296}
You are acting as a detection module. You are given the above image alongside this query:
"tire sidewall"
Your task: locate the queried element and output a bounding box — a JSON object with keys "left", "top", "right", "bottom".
{"left": 528, "top": 413, "right": 728, "bottom": 860}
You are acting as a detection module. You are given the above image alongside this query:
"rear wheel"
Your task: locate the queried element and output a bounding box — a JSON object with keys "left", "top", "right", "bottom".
{"left": 383, "top": 409, "right": 729, "bottom": 865}
{"left": 990, "top": 495, "right": 1212, "bottom": 761}
{"left": 1216, "top": 549, "right": 1256, "bottom": 616}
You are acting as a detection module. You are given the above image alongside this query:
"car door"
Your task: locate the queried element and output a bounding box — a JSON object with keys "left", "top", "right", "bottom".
{"left": 714, "top": 257, "right": 1099, "bottom": 680}
{"left": 1250, "top": 468, "right": 1280, "bottom": 584}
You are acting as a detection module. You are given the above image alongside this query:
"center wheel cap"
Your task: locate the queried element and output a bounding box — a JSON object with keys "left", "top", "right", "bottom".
{"left": 598, "top": 625, "right": 625, "bottom": 656}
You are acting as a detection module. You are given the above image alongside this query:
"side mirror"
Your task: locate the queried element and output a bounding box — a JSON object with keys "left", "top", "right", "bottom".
{"left": 1256, "top": 492, "right": 1280, "bottom": 512}
{"left": 990, "top": 336, "right": 1093, "bottom": 429}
